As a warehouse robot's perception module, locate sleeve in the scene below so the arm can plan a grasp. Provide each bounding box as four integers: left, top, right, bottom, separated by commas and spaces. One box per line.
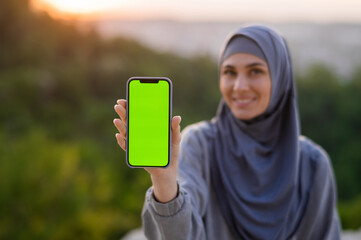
141, 125, 210, 240
293, 140, 342, 240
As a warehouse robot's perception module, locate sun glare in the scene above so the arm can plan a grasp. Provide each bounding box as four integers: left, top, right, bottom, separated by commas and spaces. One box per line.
38, 0, 123, 14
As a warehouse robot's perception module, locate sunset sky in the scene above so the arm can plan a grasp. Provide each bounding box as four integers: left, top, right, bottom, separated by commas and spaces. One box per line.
33, 0, 361, 22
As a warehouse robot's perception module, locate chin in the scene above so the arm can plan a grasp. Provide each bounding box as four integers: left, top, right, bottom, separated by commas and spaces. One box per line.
231, 110, 255, 121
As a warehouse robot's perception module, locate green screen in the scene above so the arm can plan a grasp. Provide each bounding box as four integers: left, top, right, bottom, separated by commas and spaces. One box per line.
127, 79, 170, 167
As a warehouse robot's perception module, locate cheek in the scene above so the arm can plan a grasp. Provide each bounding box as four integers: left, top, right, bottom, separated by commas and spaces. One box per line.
219, 78, 229, 97
260, 78, 272, 105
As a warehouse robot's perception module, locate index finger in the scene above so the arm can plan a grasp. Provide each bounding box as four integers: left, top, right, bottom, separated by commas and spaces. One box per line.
117, 99, 126, 109
115, 99, 127, 123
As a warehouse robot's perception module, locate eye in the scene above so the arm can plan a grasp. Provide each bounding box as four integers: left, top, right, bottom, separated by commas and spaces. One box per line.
222, 69, 237, 76
250, 68, 264, 76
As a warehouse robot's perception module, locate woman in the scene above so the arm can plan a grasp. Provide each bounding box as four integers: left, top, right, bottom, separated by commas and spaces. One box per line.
113, 25, 341, 239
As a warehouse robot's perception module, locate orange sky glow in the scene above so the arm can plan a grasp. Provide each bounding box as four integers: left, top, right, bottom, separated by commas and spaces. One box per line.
32, 0, 361, 23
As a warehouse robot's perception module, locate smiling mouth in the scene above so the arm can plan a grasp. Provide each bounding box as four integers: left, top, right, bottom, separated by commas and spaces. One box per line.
232, 98, 255, 107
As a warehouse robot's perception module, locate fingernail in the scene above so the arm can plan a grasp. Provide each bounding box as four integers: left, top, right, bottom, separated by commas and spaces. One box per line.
179, 116, 182, 123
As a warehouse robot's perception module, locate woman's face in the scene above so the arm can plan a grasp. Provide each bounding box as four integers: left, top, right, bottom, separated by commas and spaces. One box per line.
220, 53, 272, 120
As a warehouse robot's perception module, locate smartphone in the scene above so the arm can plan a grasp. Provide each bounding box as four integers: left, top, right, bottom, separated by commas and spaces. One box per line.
126, 77, 172, 168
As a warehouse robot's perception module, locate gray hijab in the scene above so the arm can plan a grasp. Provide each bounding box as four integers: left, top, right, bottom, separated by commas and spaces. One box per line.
210, 25, 304, 239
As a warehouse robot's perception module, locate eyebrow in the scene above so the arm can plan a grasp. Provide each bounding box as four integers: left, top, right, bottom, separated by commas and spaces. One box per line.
222, 62, 266, 69
246, 62, 266, 68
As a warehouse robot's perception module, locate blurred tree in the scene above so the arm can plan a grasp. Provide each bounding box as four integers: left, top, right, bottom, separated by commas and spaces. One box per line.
0, 0, 31, 68
297, 64, 361, 200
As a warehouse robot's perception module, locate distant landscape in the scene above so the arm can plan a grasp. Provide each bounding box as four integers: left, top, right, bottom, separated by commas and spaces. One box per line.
92, 20, 361, 77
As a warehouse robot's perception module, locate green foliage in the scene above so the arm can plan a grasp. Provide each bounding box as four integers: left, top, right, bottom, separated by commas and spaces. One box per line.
339, 193, 361, 230
297, 64, 361, 200
0, 129, 148, 239
1, 0, 361, 237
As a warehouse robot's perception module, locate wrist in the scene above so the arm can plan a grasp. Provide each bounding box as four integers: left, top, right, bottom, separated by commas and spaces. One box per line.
151, 175, 178, 203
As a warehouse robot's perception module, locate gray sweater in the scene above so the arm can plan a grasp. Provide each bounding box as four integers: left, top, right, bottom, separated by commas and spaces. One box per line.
141, 121, 341, 240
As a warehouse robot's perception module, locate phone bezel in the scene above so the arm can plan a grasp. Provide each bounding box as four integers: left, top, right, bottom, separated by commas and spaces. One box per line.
126, 77, 173, 168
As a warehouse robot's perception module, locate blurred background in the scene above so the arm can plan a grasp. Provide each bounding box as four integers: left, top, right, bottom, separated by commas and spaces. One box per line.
1, 0, 361, 239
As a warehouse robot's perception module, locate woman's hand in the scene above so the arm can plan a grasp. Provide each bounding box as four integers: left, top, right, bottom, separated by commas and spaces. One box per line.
113, 99, 182, 203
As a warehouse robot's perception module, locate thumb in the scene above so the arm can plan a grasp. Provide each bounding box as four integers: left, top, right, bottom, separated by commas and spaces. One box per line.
171, 116, 182, 146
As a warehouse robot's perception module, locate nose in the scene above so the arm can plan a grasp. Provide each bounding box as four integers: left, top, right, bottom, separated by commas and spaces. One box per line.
233, 74, 249, 91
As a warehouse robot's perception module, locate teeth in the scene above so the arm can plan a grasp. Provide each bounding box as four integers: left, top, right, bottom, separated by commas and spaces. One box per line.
235, 99, 252, 103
